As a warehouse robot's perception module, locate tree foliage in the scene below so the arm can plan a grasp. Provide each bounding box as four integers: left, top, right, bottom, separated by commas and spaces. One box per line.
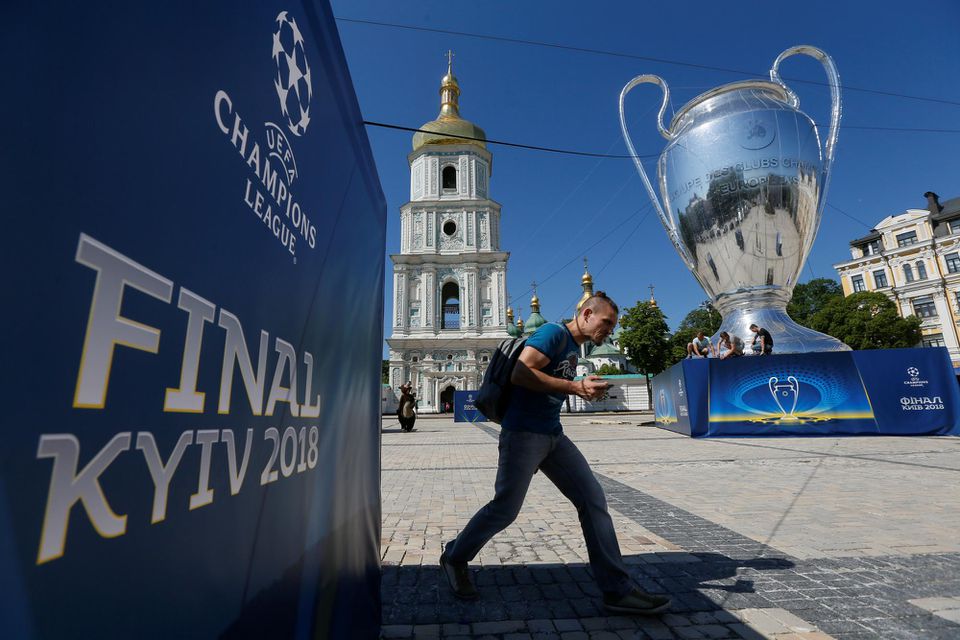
618, 301, 671, 377
809, 291, 921, 350
595, 363, 623, 376
382, 360, 390, 384
668, 304, 722, 365
788, 278, 843, 327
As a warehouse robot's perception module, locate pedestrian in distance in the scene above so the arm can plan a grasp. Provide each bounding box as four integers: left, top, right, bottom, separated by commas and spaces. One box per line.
716, 331, 744, 360
749, 323, 774, 355
397, 382, 417, 432
440, 292, 672, 616
686, 330, 714, 358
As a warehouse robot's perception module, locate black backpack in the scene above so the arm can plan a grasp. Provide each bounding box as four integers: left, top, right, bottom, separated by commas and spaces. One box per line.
475, 336, 527, 424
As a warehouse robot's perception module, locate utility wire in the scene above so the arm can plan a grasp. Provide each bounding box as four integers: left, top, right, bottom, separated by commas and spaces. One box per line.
826, 201, 874, 229
363, 120, 659, 158
364, 121, 960, 162
337, 16, 960, 108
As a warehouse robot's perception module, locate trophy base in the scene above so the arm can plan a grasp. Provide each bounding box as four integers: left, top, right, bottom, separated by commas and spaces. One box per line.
713, 290, 850, 354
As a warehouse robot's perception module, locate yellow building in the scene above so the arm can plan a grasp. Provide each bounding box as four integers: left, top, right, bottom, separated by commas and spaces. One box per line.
833, 192, 960, 365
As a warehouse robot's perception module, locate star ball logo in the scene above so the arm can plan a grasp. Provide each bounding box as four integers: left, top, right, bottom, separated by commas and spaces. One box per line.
904, 366, 928, 388
272, 12, 312, 137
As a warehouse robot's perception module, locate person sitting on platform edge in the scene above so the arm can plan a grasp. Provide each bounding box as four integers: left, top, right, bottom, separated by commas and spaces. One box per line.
717, 331, 744, 360
686, 330, 714, 358
749, 323, 774, 355
440, 292, 672, 615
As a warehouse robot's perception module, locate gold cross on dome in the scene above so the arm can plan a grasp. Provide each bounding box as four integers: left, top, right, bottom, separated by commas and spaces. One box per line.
648, 284, 656, 298
531, 280, 538, 296
446, 49, 455, 68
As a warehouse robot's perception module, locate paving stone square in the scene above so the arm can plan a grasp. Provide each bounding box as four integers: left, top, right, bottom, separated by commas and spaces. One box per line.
381, 414, 960, 639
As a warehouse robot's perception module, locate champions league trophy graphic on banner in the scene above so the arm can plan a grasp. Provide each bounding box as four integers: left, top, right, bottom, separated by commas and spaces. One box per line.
768, 375, 800, 420
619, 46, 848, 352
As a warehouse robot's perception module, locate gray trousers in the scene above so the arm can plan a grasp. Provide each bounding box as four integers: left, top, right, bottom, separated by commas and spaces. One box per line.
445, 429, 633, 597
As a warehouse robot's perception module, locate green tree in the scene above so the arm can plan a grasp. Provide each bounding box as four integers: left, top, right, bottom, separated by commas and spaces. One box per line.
595, 363, 623, 375
618, 301, 670, 406
668, 304, 722, 365
382, 359, 390, 384
788, 278, 843, 327
809, 291, 921, 349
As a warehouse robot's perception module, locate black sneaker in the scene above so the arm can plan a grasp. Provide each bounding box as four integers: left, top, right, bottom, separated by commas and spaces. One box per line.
439, 552, 479, 600
603, 588, 671, 615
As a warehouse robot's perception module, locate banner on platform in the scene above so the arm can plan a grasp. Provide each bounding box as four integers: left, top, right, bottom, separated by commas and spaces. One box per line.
653, 348, 960, 437
1, 2, 385, 638
454, 391, 487, 423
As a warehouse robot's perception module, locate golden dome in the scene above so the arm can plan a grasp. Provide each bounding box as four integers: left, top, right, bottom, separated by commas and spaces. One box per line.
412, 53, 487, 152
530, 293, 540, 313
576, 257, 595, 312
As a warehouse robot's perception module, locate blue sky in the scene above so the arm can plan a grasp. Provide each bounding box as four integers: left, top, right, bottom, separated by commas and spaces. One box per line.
330, 0, 960, 354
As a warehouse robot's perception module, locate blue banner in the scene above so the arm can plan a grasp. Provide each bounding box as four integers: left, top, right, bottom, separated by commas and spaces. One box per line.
653, 348, 960, 438
852, 348, 960, 435
454, 391, 487, 423
706, 352, 878, 436
1, 2, 385, 638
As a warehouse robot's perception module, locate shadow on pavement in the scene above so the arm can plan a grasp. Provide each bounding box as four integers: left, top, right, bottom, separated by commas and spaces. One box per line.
382, 551, 794, 627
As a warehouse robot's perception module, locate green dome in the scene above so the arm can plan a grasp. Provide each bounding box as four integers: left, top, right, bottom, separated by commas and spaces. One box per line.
523, 311, 547, 335
507, 321, 522, 338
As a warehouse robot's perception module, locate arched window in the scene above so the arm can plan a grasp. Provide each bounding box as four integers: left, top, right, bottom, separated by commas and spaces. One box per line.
442, 165, 457, 190
916, 261, 928, 280
904, 264, 914, 283
441, 281, 460, 329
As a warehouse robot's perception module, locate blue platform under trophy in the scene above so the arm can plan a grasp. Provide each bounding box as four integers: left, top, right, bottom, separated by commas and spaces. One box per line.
652, 348, 960, 437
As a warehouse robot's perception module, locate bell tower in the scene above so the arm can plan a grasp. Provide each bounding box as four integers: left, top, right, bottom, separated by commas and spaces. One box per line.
386, 56, 511, 413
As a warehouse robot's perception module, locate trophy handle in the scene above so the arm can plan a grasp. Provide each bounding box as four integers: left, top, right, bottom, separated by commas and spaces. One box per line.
619, 76, 694, 270
769, 46, 842, 209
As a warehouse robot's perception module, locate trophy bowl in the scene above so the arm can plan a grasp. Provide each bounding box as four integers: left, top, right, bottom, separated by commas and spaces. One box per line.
620, 46, 849, 353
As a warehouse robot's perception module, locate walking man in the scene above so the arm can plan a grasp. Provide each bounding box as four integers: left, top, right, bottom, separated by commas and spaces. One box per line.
440, 292, 671, 615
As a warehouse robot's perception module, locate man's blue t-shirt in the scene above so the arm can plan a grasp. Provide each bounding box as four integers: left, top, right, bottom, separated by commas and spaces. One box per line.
501, 322, 579, 434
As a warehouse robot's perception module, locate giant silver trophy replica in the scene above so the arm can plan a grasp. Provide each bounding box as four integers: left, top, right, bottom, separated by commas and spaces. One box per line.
620, 46, 848, 353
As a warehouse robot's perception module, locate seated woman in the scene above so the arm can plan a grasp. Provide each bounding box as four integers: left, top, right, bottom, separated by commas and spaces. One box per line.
716, 331, 744, 360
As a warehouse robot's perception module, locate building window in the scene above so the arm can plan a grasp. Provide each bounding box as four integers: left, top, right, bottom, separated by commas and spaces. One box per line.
441, 281, 460, 329
922, 333, 946, 348
873, 270, 888, 288
442, 165, 457, 190
903, 264, 914, 283
412, 355, 419, 362
851, 275, 866, 292
912, 296, 937, 319
949, 220, 960, 235
946, 252, 960, 274
955, 291, 960, 310
442, 220, 457, 236
896, 230, 918, 247
916, 261, 928, 280
864, 239, 881, 256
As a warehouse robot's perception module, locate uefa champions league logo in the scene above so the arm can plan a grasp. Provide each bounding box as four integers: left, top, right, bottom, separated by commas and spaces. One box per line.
272, 12, 312, 136
904, 366, 928, 388
768, 376, 799, 421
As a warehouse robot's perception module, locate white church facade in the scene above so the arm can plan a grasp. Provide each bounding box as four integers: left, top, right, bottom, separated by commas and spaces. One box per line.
386, 58, 512, 413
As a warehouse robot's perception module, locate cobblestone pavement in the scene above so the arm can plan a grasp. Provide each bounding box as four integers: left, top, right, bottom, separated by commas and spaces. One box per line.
380, 414, 960, 639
